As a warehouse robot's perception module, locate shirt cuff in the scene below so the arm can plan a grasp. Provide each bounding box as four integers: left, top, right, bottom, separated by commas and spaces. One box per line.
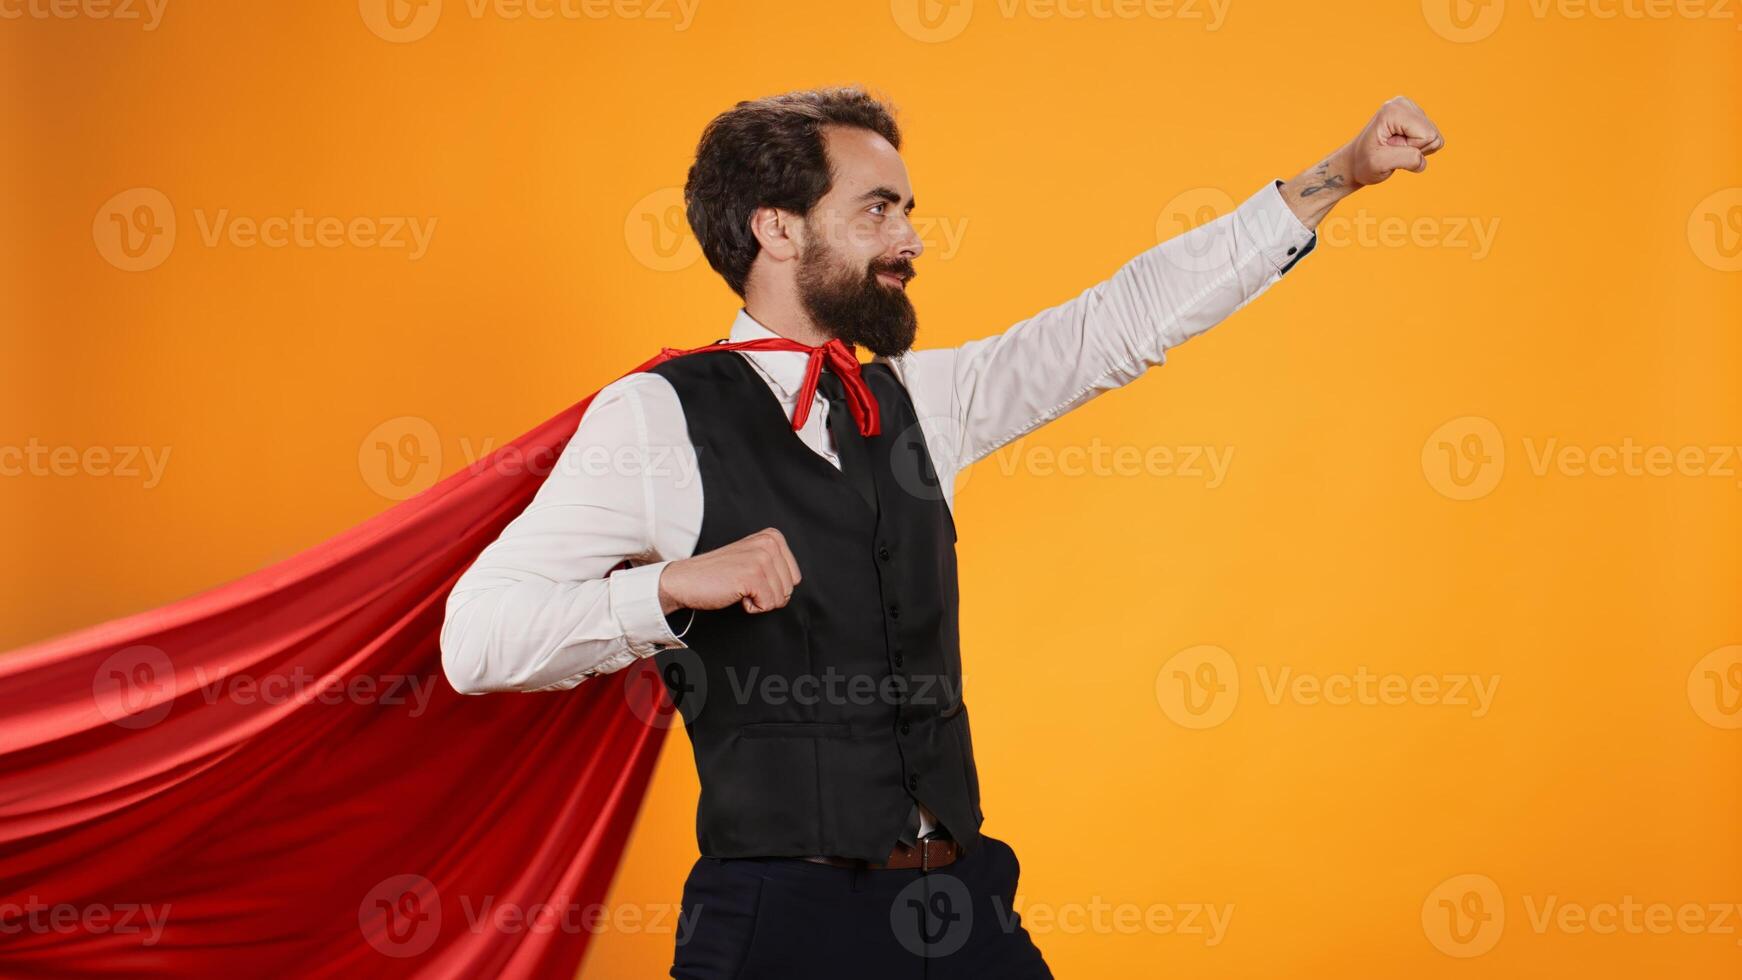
608, 560, 693, 657
1236, 178, 1318, 276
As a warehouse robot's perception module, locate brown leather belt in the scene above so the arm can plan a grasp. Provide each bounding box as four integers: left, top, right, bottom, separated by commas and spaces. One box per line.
803, 836, 962, 871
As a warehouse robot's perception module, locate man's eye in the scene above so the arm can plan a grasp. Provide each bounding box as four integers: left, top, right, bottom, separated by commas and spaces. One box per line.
869, 203, 886, 216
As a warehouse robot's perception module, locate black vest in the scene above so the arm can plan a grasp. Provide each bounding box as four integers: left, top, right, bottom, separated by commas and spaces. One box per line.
647, 348, 984, 862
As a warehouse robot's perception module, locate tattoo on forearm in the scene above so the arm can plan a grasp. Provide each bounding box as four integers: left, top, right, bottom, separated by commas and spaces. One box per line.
1300, 163, 1346, 198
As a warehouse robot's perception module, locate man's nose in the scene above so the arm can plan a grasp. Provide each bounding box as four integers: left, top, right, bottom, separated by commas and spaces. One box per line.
894, 215, 924, 260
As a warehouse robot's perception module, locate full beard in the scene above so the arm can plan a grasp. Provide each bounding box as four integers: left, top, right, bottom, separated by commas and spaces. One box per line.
795, 239, 918, 359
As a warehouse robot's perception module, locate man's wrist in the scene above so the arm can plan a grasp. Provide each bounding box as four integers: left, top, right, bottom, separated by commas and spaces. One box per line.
1279, 144, 1358, 230
657, 561, 685, 616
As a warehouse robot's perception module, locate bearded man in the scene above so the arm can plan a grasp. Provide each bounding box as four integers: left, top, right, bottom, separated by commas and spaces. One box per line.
441, 86, 1444, 979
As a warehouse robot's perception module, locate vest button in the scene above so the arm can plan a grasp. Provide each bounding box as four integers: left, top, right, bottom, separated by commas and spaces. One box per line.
877, 546, 891, 561
900, 722, 912, 735
888, 603, 901, 619
893, 654, 904, 668
908, 774, 920, 791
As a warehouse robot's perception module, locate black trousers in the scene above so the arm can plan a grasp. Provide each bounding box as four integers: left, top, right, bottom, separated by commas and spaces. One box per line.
670, 835, 1054, 979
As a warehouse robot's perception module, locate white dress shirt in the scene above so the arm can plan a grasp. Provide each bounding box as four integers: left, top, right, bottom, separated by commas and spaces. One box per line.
441, 178, 1312, 691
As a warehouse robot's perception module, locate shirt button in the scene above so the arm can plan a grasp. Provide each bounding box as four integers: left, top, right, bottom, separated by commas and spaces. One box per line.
908, 774, 920, 791
900, 722, 912, 736
877, 545, 891, 561
893, 654, 904, 668
888, 603, 901, 620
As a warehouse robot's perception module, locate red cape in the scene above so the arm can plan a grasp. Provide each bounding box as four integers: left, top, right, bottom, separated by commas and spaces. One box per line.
0, 343, 737, 978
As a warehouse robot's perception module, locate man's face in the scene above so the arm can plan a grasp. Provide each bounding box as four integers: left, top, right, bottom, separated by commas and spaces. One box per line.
794, 126, 924, 358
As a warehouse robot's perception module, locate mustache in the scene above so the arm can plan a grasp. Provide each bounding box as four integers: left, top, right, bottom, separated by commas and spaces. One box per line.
869, 259, 916, 284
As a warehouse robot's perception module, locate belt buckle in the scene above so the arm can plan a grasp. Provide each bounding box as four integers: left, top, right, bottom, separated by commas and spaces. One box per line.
919, 836, 944, 872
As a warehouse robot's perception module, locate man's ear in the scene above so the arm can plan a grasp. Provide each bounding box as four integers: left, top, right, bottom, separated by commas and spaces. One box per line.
748, 205, 800, 262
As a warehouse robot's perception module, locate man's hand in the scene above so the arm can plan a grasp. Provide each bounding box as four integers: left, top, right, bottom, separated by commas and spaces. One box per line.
657, 527, 802, 615
1280, 96, 1446, 229
1347, 95, 1446, 186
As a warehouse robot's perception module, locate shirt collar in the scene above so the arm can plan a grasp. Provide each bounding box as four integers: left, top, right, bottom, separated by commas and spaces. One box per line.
727, 307, 813, 401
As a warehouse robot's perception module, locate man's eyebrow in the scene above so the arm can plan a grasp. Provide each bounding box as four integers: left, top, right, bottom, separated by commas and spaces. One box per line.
857, 186, 916, 211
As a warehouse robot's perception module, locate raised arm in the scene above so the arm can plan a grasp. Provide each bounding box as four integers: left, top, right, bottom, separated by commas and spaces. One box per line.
882, 178, 1313, 480
883, 97, 1444, 483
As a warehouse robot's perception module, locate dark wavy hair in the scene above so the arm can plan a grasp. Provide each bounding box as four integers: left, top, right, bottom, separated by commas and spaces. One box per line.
684, 87, 902, 298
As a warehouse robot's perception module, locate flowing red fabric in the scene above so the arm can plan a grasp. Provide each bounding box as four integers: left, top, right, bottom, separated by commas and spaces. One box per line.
0, 339, 814, 978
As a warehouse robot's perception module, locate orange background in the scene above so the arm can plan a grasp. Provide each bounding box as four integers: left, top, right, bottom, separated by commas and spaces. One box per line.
4, 1, 1740, 976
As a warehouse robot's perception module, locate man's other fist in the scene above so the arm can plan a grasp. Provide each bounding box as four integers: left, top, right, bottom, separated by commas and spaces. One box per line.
658, 527, 803, 616
1347, 96, 1446, 187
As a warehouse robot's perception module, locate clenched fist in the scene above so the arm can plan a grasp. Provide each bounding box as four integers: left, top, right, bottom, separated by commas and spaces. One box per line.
1280, 96, 1446, 228
1347, 95, 1446, 186
658, 527, 802, 616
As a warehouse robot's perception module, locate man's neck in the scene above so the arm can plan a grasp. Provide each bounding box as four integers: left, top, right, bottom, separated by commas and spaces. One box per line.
742, 292, 830, 347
